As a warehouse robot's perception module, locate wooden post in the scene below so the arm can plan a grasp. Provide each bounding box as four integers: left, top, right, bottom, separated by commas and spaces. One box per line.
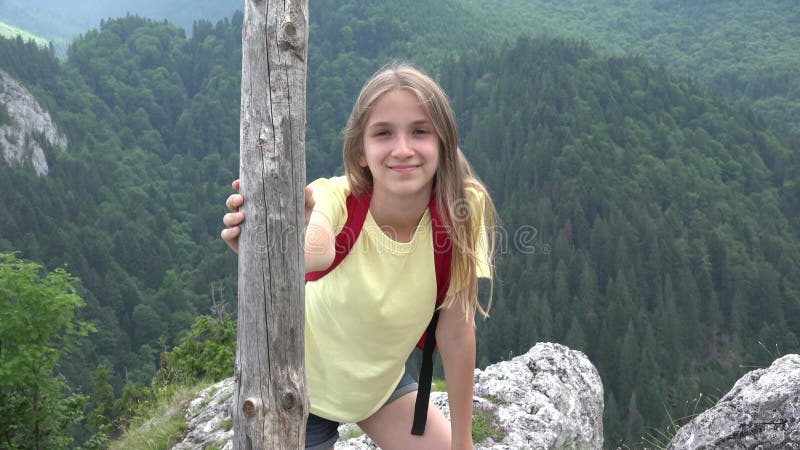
234, 0, 308, 448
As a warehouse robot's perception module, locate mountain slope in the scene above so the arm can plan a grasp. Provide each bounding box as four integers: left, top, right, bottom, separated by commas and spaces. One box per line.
445, 37, 800, 445
458, 0, 800, 133
0, 3, 799, 447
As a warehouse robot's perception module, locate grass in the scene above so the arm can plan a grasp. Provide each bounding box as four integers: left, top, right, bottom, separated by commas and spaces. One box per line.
482, 392, 507, 405
471, 404, 506, 444
109, 381, 209, 450
641, 394, 711, 449
203, 440, 227, 450
0, 21, 50, 47
641, 405, 682, 450
340, 426, 365, 440
220, 416, 233, 432
431, 378, 447, 392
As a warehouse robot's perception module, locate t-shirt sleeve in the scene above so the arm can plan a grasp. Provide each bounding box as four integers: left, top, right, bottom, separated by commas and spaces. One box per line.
308, 176, 350, 233
447, 187, 493, 297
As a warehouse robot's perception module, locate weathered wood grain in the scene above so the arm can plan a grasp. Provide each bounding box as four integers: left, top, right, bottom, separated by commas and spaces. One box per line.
234, 0, 309, 448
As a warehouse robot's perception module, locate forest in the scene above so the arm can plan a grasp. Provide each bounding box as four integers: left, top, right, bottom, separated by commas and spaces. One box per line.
1, 1, 799, 448
458, 0, 800, 135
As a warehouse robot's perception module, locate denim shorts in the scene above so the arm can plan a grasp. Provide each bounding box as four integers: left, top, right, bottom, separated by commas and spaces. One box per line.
305, 370, 418, 450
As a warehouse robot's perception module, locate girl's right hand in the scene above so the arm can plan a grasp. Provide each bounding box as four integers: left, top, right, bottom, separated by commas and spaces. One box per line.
221, 179, 244, 253
221, 179, 316, 254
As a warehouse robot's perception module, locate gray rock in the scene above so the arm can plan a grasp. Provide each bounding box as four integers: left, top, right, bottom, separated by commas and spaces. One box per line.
667, 354, 800, 450
0, 70, 68, 175
172, 378, 234, 450
468, 342, 604, 449
171, 342, 604, 449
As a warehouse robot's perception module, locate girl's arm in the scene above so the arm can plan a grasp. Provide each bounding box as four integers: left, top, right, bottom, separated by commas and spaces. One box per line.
304, 204, 335, 272
436, 296, 476, 450
222, 180, 334, 272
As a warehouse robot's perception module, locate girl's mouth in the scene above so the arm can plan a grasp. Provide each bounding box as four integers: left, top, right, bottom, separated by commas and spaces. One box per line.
390, 164, 420, 173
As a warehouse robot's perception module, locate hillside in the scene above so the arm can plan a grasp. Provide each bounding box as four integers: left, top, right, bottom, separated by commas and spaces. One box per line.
0, 21, 51, 48
0, 0, 240, 54
4, 0, 799, 131
458, 0, 800, 133
1, 2, 799, 448
445, 37, 800, 445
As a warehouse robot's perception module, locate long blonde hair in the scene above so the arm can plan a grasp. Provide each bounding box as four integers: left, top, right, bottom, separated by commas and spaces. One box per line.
342, 62, 497, 320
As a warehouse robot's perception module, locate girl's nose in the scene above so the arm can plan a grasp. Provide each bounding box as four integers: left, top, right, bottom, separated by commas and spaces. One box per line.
392, 134, 414, 157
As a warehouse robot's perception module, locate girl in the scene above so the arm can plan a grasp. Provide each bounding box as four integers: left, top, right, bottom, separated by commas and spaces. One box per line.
222, 62, 496, 450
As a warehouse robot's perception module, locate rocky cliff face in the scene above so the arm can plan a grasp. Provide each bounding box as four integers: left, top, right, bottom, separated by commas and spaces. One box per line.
0, 70, 67, 175
167, 345, 800, 449
667, 354, 800, 450
171, 343, 605, 450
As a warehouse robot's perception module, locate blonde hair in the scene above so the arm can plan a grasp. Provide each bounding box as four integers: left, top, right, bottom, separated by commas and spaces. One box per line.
342, 62, 497, 320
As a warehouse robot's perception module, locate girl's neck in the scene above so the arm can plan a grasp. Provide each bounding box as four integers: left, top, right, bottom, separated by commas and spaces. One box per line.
369, 187, 431, 243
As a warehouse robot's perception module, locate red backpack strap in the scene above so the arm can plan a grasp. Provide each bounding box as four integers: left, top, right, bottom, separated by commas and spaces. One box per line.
305, 190, 372, 281
411, 193, 452, 436
415, 194, 452, 349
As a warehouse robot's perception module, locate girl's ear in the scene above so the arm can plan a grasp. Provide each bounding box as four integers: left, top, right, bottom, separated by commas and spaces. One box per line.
358, 154, 367, 167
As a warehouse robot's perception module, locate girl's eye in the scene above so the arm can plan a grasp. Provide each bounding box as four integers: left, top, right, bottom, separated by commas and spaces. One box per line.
414, 129, 429, 135
375, 130, 390, 137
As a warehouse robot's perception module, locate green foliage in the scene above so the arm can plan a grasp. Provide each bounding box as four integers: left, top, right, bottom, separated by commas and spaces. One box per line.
0, 21, 51, 52
112, 382, 153, 433
85, 363, 115, 446
340, 426, 364, 440
0, 4, 799, 449
471, 404, 505, 444
108, 382, 204, 450
0, 253, 94, 449
482, 393, 507, 406
458, 0, 800, 133
160, 314, 236, 383
220, 416, 232, 432
455, 36, 800, 446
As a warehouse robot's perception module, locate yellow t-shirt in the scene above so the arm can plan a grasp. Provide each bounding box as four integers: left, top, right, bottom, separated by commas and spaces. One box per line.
305, 176, 490, 422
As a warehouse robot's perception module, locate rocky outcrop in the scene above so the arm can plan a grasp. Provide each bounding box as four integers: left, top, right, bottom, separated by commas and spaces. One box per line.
171, 342, 604, 450
169, 346, 800, 449
0, 70, 67, 175
172, 378, 235, 450
469, 342, 604, 449
667, 354, 800, 450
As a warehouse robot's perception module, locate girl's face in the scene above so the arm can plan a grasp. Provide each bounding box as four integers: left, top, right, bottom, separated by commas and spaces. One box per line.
359, 89, 440, 201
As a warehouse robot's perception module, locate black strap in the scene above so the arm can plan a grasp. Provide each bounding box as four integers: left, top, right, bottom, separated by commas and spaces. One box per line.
412, 310, 439, 435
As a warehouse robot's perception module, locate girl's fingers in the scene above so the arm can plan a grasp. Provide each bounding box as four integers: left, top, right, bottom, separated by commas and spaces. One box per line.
305, 186, 314, 209
220, 227, 239, 252
304, 186, 315, 227
222, 179, 243, 253
221, 226, 239, 240
223, 212, 244, 227
226, 194, 243, 212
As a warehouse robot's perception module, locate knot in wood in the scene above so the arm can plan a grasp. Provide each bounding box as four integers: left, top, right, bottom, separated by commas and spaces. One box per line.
283, 22, 296, 39
279, 18, 306, 61
281, 392, 296, 411
242, 397, 261, 418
